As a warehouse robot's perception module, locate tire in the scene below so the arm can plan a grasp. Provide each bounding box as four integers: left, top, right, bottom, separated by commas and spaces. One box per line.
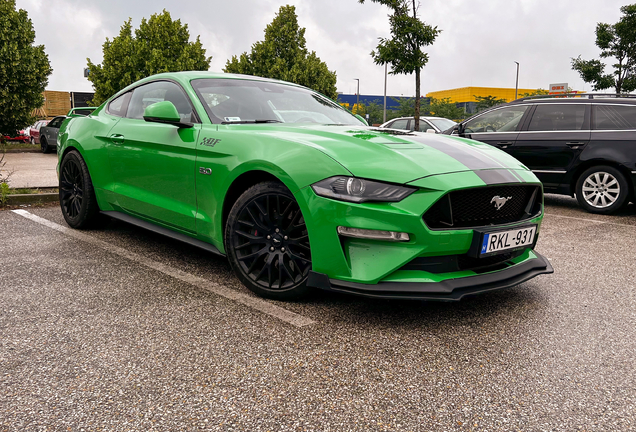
225, 181, 313, 300
59, 150, 100, 228
40, 137, 50, 153
575, 165, 629, 214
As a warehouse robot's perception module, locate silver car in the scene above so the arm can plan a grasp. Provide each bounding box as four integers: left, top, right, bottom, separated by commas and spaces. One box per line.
39, 116, 67, 153
379, 116, 457, 133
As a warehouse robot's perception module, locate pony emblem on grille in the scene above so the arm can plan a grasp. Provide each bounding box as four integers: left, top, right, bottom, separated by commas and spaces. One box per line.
491, 195, 512, 211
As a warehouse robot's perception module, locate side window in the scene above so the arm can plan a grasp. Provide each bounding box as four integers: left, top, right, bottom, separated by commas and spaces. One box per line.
416, 120, 434, 132
464, 106, 529, 133
126, 81, 194, 122
528, 104, 586, 131
49, 118, 63, 128
594, 104, 636, 130
107, 92, 131, 117
390, 119, 409, 130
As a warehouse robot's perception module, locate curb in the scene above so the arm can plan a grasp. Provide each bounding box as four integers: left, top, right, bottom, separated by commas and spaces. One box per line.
5, 147, 43, 153
6, 193, 59, 205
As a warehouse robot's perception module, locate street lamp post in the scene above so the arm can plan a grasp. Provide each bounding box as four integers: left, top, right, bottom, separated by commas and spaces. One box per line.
354, 78, 360, 108
383, 64, 387, 123
514, 61, 519, 100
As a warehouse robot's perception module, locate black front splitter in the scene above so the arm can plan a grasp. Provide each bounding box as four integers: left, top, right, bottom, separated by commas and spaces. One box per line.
307, 252, 554, 301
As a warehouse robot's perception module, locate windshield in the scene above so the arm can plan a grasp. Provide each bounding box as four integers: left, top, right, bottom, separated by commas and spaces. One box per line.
428, 118, 456, 131
191, 79, 364, 125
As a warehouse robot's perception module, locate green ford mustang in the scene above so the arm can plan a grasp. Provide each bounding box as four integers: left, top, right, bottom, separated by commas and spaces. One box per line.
57, 72, 553, 300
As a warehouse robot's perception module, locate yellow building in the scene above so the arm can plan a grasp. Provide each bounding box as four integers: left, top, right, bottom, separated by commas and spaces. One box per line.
426, 86, 542, 104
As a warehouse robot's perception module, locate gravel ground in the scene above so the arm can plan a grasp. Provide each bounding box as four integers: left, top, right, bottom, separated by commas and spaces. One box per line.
1, 196, 635, 431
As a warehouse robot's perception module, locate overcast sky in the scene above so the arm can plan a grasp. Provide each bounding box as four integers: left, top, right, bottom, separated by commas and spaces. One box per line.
16, 0, 630, 97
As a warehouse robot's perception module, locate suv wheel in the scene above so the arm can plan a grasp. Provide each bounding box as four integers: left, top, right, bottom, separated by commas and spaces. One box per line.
225, 181, 312, 300
575, 165, 629, 214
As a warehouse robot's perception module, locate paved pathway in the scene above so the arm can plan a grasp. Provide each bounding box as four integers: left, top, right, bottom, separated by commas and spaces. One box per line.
1, 152, 58, 188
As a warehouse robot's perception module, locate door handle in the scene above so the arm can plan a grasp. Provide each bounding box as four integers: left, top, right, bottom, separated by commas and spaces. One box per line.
495, 141, 513, 149
566, 142, 585, 149
109, 134, 124, 144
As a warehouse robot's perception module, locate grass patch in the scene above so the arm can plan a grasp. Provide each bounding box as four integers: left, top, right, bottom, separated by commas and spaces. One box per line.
9, 187, 58, 195
3, 142, 38, 150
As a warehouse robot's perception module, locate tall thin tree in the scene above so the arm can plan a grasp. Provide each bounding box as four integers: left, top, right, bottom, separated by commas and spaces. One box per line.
359, 0, 439, 131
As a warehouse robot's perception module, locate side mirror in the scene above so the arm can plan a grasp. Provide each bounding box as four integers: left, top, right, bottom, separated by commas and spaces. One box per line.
425, 129, 436, 134
143, 101, 193, 128
354, 114, 369, 126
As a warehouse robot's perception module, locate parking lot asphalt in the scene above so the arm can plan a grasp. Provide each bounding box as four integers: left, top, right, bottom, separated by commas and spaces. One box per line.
1, 196, 635, 431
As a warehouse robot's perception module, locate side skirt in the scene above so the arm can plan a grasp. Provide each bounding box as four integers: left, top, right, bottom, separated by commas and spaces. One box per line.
101, 211, 225, 257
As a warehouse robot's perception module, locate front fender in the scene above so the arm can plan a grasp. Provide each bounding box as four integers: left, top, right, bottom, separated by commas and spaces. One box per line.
194, 133, 352, 252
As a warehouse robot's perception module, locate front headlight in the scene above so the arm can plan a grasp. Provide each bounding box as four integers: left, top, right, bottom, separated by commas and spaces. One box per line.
311, 176, 416, 203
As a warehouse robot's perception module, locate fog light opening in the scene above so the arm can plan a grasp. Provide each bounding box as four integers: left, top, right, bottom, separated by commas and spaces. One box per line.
337, 226, 410, 242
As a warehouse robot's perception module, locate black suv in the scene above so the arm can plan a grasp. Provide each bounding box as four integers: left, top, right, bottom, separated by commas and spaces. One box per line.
445, 94, 636, 214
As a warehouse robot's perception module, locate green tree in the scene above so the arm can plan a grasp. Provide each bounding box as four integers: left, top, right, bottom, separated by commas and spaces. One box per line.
87, 10, 211, 106
429, 98, 464, 120
571, 4, 636, 94
474, 95, 507, 112
364, 100, 385, 125
391, 97, 415, 117
519, 89, 549, 98
359, 0, 440, 131
0, 0, 52, 137
224, 5, 338, 99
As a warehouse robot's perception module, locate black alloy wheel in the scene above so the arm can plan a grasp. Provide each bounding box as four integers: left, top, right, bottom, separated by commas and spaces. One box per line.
226, 181, 312, 300
40, 137, 50, 153
59, 150, 100, 228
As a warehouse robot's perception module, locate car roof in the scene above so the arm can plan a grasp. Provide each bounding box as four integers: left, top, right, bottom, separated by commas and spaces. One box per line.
509, 96, 636, 105
106, 71, 311, 108
127, 71, 306, 92
388, 116, 451, 121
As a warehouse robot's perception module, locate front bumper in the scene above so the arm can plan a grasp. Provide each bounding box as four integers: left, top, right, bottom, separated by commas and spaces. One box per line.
307, 251, 553, 301
296, 170, 545, 285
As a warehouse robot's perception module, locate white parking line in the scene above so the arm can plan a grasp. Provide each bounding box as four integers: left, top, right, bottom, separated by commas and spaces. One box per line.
11, 210, 316, 328
544, 212, 636, 229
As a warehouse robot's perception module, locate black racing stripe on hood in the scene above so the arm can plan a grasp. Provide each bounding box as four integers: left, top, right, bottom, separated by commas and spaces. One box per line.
411, 137, 504, 170
474, 169, 522, 185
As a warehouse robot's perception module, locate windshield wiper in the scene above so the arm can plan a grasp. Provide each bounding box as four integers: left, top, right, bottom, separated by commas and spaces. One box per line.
221, 119, 283, 124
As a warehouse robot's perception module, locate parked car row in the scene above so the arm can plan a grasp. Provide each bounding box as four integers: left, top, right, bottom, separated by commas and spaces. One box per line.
12, 109, 99, 152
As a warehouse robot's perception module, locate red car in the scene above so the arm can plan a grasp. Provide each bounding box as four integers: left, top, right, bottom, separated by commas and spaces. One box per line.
29, 120, 49, 144
2, 129, 30, 143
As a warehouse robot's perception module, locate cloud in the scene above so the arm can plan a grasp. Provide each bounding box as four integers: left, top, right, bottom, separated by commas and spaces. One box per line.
15, 0, 631, 96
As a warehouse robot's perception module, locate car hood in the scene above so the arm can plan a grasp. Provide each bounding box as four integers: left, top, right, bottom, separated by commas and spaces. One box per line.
268, 125, 530, 184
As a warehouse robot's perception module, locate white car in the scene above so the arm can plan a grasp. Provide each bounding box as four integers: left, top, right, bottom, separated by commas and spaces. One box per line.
379, 116, 457, 133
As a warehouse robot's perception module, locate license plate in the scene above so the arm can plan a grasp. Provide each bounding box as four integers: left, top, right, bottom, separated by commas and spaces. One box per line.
480, 225, 536, 256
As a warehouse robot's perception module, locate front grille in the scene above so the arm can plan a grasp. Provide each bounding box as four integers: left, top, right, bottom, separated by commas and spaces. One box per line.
423, 185, 542, 229
401, 250, 524, 274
